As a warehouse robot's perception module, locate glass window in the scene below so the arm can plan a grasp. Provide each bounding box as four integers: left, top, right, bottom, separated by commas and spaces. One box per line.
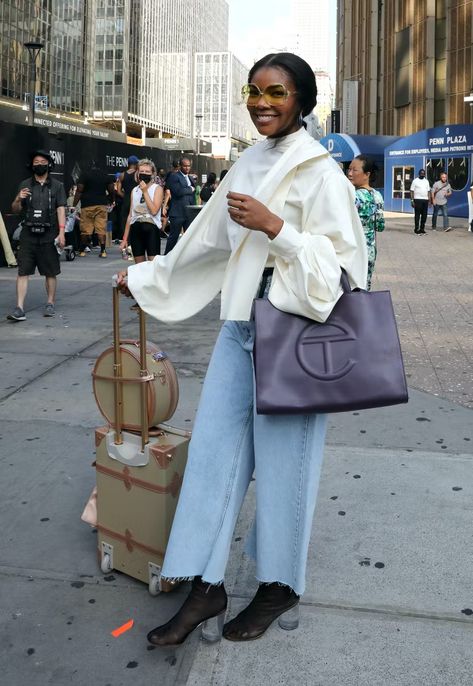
392, 165, 414, 199
426, 158, 445, 185
447, 157, 469, 191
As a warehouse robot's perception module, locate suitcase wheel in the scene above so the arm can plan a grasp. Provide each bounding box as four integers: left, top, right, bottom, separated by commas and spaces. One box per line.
100, 552, 113, 574
149, 574, 161, 596
66, 248, 76, 261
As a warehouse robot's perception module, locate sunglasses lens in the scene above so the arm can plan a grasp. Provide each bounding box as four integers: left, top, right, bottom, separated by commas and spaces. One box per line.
242, 84, 261, 104
265, 85, 289, 104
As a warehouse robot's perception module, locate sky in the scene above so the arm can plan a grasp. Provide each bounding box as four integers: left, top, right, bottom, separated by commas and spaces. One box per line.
227, 0, 337, 81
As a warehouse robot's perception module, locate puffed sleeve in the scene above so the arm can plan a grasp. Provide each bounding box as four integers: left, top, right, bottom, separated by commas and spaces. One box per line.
127, 170, 236, 322
268, 168, 368, 322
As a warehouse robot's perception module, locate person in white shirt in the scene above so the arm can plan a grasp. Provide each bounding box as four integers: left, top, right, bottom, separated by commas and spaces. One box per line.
410, 169, 431, 234
117, 52, 367, 647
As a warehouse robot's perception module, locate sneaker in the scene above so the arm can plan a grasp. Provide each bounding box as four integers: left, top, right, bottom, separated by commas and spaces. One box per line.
7, 306, 26, 322
79, 251, 87, 257
84, 246, 91, 253
44, 303, 55, 317
444, 226, 452, 232
99, 250, 107, 258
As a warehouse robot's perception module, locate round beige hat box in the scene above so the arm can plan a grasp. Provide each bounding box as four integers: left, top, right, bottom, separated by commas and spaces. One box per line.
92, 339, 179, 431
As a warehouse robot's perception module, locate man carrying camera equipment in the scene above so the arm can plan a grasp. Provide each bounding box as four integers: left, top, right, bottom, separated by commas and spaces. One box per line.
7, 150, 66, 322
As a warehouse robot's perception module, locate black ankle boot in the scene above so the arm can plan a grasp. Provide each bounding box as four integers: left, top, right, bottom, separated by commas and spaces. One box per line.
147, 577, 227, 647
223, 582, 299, 642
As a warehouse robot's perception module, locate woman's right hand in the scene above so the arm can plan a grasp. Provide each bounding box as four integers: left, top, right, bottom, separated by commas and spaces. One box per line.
119, 239, 128, 250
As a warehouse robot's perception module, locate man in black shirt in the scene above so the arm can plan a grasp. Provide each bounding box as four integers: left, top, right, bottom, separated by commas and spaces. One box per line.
7, 150, 66, 322
74, 161, 113, 258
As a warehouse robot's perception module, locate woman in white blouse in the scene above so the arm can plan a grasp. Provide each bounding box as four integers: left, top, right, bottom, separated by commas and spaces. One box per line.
120, 159, 163, 261
118, 53, 367, 647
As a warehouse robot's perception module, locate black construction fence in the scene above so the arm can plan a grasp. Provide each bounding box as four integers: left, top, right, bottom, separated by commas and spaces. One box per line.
0, 120, 229, 243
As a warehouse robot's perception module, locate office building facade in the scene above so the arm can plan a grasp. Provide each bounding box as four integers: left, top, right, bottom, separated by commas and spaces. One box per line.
194, 52, 254, 158
336, 0, 473, 136
1, 0, 229, 141
89, 0, 229, 137
314, 70, 333, 136
0, 0, 84, 114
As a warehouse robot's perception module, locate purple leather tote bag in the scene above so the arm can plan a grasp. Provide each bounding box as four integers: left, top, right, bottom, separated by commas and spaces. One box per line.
253, 273, 408, 414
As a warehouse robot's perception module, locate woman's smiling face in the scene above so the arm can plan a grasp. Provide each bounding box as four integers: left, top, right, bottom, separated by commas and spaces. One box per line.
247, 66, 301, 139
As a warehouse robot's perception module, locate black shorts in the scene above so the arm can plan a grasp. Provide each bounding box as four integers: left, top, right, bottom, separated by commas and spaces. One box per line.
129, 221, 161, 257
17, 240, 61, 277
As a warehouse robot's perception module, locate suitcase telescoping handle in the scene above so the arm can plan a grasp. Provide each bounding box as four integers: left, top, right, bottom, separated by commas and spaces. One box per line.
112, 284, 149, 451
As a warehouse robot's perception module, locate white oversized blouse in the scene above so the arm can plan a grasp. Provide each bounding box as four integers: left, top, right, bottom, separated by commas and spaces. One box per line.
127, 127, 368, 323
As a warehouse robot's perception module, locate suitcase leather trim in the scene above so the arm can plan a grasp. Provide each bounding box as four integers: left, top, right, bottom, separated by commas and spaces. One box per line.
95, 425, 109, 447
97, 524, 165, 556
96, 463, 183, 497
149, 443, 178, 469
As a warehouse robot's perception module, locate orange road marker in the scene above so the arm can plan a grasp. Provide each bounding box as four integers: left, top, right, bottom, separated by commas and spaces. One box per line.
111, 619, 134, 637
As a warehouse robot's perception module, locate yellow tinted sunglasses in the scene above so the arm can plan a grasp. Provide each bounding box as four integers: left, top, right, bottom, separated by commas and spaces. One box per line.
241, 83, 297, 107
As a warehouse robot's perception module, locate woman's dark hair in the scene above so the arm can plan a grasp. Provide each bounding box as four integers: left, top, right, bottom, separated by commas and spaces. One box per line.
204, 172, 217, 186
248, 52, 317, 119
354, 154, 378, 184
219, 169, 228, 181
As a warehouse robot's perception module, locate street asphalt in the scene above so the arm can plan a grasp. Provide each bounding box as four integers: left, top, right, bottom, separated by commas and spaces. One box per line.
0, 214, 472, 686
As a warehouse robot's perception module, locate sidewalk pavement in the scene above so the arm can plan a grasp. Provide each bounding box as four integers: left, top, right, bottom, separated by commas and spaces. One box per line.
0, 219, 472, 686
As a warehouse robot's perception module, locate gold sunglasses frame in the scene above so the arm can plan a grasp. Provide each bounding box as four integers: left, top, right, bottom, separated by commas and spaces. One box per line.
241, 83, 297, 106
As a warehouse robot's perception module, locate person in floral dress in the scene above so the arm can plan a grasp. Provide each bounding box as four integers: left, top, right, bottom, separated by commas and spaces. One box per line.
348, 154, 385, 290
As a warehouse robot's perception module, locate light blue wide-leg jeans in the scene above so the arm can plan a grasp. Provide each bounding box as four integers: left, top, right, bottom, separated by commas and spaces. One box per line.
161, 319, 328, 596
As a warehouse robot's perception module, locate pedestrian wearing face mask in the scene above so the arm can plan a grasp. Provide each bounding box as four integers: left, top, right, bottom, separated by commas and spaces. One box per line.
410, 169, 431, 235
7, 150, 66, 322
120, 159, 163, 262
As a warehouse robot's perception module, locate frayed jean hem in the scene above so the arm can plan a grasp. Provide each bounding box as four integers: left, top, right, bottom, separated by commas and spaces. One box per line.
160, 574, 225, 588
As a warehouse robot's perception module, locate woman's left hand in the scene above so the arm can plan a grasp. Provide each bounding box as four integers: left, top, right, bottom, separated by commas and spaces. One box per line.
116, 269, 132, 297
227, 192, 283, 239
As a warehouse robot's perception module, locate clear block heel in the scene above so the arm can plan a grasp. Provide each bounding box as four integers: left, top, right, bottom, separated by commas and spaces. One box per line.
278, 603, 300, 631
201, 611, 226, 643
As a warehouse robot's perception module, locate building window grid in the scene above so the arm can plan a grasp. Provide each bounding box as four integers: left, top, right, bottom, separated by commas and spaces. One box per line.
1, 0, 233, 135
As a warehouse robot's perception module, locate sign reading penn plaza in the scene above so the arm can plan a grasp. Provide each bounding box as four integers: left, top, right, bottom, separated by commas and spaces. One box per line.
386, 124, 473, 157
384, 124, 473, 216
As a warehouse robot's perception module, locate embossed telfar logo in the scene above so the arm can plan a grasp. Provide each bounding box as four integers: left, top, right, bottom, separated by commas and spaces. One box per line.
296, 322, 356, 380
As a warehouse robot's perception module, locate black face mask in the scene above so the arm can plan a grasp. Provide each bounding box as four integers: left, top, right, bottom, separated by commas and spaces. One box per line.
32, 164, 49, 176
139, 173, 152, 183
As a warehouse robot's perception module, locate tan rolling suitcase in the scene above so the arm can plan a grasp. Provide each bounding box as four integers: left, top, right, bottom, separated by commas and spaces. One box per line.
92, 287, 189, 594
